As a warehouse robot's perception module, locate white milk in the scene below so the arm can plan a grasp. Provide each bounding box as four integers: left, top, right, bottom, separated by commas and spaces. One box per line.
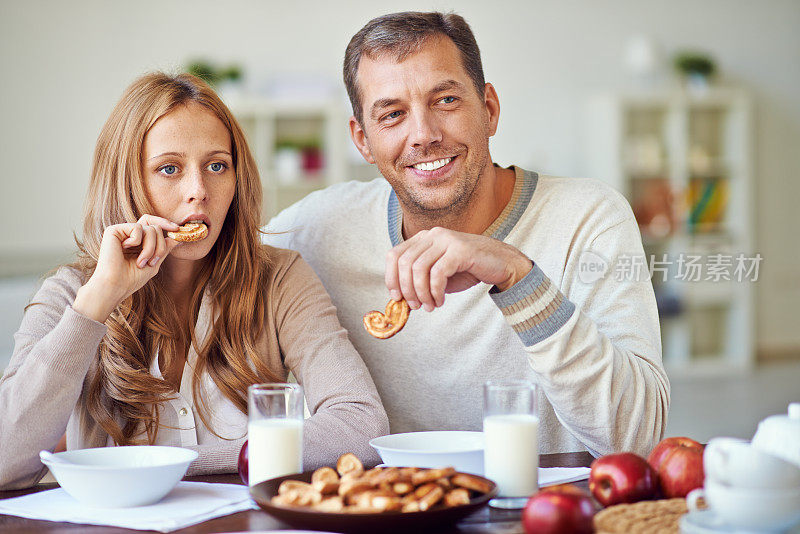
248, 418, 303, 486
483, 413, 539, 497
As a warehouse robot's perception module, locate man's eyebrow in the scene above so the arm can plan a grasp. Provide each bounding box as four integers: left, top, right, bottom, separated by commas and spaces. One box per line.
368, 80, 467, 120
430, 79, 466, 94
369, 98, 401, 120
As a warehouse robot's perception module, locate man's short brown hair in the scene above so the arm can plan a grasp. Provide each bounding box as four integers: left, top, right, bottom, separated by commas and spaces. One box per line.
343, 11, 485, 125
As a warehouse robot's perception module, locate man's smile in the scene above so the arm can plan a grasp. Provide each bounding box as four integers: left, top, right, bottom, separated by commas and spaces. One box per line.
411, 157, 452, 171
406, 155, 458, 180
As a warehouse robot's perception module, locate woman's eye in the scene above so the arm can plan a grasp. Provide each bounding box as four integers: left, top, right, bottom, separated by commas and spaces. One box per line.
208, 162, 227, 173
160, 165, 178, 176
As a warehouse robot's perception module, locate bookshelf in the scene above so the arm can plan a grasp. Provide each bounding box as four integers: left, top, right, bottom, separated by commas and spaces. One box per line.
224, 95, 361, 218
586, 88, 754, 375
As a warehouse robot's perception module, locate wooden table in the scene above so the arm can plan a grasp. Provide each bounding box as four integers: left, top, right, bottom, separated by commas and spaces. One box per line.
0, 451, 594, 533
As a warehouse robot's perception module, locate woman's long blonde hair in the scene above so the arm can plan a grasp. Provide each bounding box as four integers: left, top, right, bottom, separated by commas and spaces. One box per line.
74, 72, 279, 445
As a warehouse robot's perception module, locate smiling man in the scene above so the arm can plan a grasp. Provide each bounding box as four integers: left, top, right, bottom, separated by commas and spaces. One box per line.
264, 11, 669, 457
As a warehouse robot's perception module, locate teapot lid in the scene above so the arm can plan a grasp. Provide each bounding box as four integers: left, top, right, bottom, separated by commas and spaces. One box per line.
752, 402, 800, 468
756, 402, 800, 436
760, 402, 800, 428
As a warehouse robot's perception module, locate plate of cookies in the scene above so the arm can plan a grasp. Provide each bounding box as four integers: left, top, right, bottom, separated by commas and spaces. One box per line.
250, 453, 497, 533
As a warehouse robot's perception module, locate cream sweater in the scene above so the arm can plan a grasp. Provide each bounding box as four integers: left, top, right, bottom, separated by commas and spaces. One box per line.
264, 166, 670, 457
0, 247, 389, 490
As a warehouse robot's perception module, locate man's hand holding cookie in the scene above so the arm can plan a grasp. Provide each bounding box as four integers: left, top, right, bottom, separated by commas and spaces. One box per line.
385, 227, 533, 312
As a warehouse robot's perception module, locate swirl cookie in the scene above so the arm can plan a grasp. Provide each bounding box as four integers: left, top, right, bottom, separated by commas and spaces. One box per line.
166, 222, 208, 242
363, 298, 410, 339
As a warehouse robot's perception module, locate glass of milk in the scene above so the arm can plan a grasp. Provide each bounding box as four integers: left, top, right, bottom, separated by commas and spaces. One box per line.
483, 379, 539, 508
247, 383, 304, 487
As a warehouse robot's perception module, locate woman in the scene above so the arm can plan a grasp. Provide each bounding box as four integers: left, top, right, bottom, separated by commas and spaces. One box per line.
0, 73, 389, 490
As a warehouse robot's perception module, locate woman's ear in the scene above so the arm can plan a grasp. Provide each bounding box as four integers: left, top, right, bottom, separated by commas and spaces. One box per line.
349, 116, 375, 164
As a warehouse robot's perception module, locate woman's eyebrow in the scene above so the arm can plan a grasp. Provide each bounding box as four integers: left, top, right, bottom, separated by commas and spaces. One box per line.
148, 151, 185, 161
148, 150, 232, 161
205, 150, 232, 158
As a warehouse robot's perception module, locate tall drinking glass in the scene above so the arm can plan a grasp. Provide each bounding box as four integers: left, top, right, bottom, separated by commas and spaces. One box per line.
483, 379, 539, 508
247, 383, 304, 487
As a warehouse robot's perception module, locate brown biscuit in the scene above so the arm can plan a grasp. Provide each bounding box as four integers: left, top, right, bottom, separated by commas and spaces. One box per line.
336, 453, 364, 477
411, 467, 456, 486
451, 473, 493, 494
418, 485, 445, 511
363, 299, 411, 339
166, 222, 208, 242
444, 488, 471, 507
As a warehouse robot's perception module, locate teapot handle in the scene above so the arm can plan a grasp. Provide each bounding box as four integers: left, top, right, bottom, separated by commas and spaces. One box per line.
686, 488, 706, 513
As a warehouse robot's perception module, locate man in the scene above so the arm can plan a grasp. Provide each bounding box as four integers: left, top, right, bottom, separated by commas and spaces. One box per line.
264, 11, 668, 457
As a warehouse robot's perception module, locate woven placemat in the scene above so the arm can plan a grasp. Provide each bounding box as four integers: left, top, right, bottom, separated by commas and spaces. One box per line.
594, 498, 689, 534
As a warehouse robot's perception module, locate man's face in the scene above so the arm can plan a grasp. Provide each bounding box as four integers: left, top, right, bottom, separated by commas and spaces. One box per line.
350, 35, 499, 216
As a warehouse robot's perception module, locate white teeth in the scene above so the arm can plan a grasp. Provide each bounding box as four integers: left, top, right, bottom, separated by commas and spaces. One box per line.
188, 220, 204, 224
412, 158, 452, 172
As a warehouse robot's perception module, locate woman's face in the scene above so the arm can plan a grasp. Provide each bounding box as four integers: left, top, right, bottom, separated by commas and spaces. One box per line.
142, 102, 236, 264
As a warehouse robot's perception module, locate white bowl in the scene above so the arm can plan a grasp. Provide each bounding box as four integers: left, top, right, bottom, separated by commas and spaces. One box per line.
369, 431, 484, 475
40, 446, 198, 508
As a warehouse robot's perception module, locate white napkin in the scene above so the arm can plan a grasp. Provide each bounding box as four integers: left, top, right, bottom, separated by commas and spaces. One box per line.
0, 481, 258, 533
539, 467, 591, 487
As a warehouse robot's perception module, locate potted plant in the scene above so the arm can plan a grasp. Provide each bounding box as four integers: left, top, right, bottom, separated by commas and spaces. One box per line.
186, 60, 244, 93
673, 51, 716, 91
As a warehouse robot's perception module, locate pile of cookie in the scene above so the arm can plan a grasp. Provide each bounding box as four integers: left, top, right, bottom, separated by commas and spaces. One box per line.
271, 453, 492, 513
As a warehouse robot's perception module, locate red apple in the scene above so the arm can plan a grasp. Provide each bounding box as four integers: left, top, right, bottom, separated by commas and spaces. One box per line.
238, 440, 248, 485
589, 452, 659, 506
647, 437, 704, 498
648, 437, 703, 472
522, 484, 595, 534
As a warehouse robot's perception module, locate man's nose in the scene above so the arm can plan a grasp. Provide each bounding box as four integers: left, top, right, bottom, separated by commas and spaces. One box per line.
185, 167, 208, 203
408, 108, 443, 149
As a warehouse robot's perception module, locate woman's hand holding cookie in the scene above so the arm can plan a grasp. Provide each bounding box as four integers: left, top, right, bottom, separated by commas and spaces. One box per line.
73, 215, 180, 323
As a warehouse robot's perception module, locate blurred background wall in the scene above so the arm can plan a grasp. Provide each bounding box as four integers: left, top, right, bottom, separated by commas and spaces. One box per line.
1, 0, 798, 387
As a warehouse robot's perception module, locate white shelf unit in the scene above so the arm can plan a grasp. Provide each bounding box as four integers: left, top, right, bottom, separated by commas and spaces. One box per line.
586, 88, 754, 375
225, 96, 351, 219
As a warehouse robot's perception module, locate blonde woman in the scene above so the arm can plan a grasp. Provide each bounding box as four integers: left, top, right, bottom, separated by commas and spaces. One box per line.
0, 73, 389, 490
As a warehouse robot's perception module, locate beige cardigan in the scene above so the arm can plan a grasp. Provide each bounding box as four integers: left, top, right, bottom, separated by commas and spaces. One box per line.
0, 246, 389, 489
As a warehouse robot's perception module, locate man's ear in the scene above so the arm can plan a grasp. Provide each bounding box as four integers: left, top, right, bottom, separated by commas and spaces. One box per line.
483, 83, 500, 137
349, 116, 375, 164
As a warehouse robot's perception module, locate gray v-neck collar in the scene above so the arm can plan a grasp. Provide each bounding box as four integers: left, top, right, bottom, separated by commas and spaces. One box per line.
386, 166, 538, 246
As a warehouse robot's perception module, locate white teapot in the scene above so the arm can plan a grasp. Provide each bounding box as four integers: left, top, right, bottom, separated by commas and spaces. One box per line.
752, 402, 800, 469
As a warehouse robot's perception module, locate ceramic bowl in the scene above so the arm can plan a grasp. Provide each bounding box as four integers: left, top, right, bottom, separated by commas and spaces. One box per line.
369, 431, 484, 475
39, 446, 197, 508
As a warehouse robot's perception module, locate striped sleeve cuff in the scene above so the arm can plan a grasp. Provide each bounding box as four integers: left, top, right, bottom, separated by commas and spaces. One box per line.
489, 262, 576, 347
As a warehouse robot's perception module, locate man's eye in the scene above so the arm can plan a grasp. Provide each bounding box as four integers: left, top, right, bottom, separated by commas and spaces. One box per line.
383, 110, 403, 121
159, 165, 178, 175
208, 162, 227, 173
440, 96, 457, 104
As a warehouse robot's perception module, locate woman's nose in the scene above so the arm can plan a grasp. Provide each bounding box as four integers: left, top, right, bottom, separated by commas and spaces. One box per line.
185, 167, 208, 203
